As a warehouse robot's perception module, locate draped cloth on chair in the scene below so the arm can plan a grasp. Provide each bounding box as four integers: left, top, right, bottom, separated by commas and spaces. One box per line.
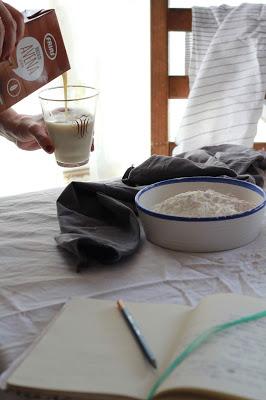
175, 4, 266, 154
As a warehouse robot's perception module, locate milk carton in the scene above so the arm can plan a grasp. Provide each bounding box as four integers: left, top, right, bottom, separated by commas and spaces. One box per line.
0, 9, 70, 111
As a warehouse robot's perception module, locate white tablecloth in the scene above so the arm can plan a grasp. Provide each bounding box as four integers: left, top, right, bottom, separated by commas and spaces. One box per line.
1, 187, 266, 398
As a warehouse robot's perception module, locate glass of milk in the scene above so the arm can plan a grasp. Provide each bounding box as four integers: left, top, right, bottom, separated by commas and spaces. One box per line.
39, 85, 98, 167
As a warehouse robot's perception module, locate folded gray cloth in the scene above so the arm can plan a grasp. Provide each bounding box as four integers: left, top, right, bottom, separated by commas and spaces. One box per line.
122, 144, 266, 187
56, 144, 266, 268
56, 181, 140, 270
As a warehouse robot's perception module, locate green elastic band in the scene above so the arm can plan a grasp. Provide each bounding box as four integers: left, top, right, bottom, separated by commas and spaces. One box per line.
146, 308, 266, 400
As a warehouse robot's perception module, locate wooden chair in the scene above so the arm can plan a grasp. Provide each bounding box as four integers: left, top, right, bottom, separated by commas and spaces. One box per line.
150, 0, 266, 156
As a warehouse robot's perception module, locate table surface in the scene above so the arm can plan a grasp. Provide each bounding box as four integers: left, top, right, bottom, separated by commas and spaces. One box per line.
1, 185, 266, 398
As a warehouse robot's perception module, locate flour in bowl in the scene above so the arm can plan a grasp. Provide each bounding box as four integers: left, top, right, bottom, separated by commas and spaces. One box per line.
152, 189, 257, 217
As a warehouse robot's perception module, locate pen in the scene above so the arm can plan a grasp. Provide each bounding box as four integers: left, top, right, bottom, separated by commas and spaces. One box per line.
117, 299, 157, 369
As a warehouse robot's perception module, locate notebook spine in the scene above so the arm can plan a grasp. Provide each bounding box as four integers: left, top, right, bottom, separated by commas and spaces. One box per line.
8, 389, 70, 400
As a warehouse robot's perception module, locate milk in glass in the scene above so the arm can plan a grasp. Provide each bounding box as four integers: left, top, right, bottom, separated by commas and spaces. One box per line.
46, 108, 94, 166
40, 80, 98, 167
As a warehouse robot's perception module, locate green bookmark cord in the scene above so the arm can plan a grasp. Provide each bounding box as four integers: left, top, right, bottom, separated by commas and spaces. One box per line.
146, 308, 266, 400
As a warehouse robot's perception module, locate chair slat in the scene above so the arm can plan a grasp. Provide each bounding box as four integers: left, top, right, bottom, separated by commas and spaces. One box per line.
151, 0, 168, 155
168, 8, 192, 31
169, 76, 189, 98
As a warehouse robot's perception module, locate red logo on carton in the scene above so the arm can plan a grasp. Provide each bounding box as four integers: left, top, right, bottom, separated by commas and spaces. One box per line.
44, 33, 57, 60
7, 79, 21, 97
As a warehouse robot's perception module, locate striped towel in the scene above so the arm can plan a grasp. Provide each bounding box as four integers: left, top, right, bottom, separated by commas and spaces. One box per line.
174, 4, 266, 154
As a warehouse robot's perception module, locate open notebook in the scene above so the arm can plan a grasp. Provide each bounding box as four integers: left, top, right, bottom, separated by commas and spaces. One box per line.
5, 294, 266, 400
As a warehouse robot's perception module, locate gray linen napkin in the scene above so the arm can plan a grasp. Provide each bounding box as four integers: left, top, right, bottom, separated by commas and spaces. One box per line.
56, 181, 140, 269
56, 144, 266, 268
122, 144, 266, 187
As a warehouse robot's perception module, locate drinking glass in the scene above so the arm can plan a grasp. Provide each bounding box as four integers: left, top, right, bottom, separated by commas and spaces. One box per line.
39, 85, 98, 167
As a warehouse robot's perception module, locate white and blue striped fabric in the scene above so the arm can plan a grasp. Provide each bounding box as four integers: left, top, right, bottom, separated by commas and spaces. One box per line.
174, 3, 266, 154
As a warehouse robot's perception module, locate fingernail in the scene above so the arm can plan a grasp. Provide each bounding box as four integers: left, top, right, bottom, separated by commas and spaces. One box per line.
45, 145, 54, 153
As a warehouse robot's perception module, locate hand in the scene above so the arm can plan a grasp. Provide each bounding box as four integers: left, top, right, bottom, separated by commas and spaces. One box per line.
0, 109, 54, 153
0, 1, 24, 61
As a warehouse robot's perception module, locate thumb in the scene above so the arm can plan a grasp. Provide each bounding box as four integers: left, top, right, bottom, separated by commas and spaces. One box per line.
29, 123, 54, 154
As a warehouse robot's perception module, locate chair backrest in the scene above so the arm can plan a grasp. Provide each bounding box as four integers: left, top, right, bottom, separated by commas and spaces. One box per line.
150, 0, 266, 155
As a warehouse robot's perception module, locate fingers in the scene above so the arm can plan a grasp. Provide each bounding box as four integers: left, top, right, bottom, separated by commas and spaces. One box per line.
0, 1, 16, 60
0, 1, 24, 61
0, 109, 54, 153
0, 16, 5, 60
3, 2, 24, 42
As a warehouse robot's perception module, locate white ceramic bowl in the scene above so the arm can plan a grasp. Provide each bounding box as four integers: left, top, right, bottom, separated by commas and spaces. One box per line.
135, 177, 265, 252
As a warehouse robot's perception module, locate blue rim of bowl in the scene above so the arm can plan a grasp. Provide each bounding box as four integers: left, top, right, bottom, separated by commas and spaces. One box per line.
135, 177, 266, 222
